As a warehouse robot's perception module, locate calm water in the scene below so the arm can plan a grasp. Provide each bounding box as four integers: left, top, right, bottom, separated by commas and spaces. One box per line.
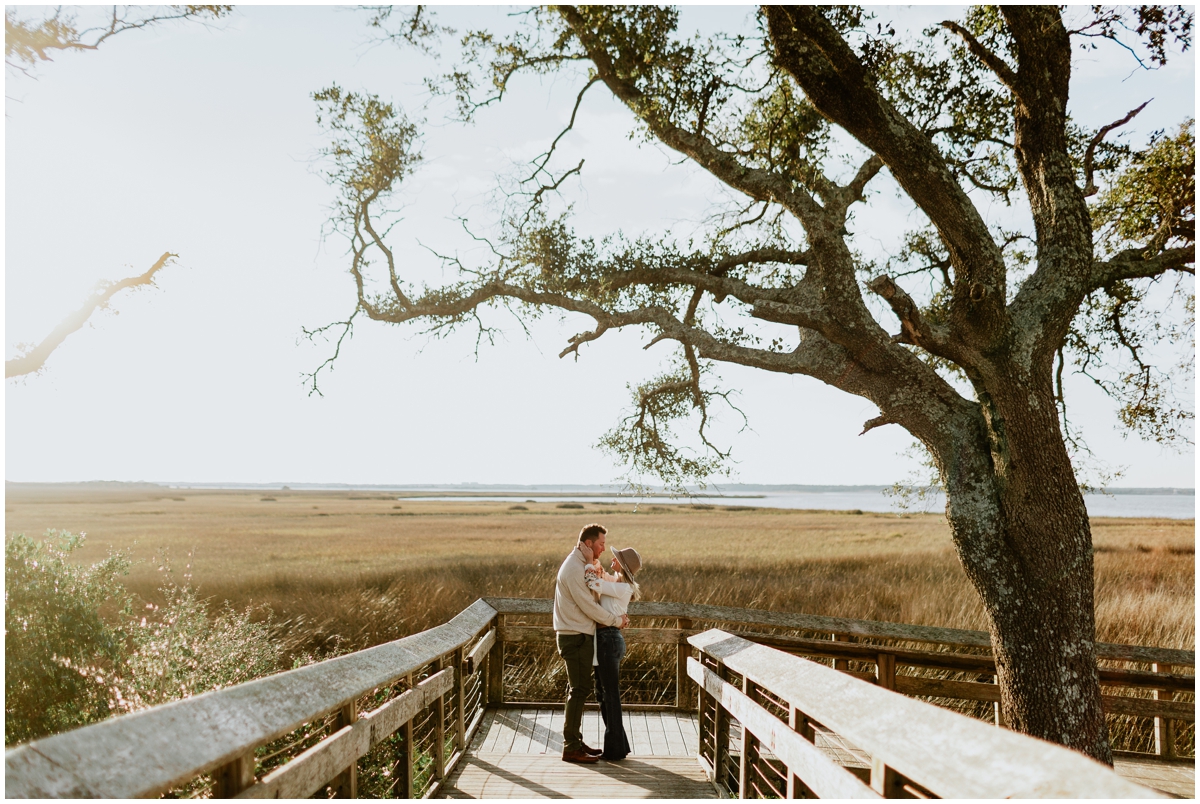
403, 490, 1195, 519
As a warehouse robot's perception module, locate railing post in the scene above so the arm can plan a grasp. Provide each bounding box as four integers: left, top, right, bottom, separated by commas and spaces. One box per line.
832, 633, 850, 672
488, 614, 506, 705
1153, 662, 1177, 759
875, 652, 896, 691
739, 677, 759, 799
677, 618, 694, 711
993, 674, 1006, 727
212, 750, 255, 798
787, 706, 814, 799
871, 756, 902, 797
403, 672, 415, 799
714, 662, 731, 794
455, 645, 467, 755
434, 657, 447, 783
331, 701, 358, 798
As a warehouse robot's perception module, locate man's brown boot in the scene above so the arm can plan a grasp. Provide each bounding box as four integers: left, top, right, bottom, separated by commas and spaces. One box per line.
562, 748, 601, 764
581, 744, 603, 757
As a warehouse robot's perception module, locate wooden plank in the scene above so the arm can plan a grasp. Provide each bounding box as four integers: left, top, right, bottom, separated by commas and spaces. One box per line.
645, 708, 667, 756
895, 674, 1195, 720
1103, 695, 1195, 721
362, 668, 453, 748
465, 628, 496, 676
690, 630, 1163, 799
5, 599, 497, 800
485, 597, 1195, 665
238, 720, 370, 799
492, 709, 520, 754
440, 753, 719, 799
688, 659, 879, 799
628, 711, 651, 756
660, 712, 688, 757
548, 709, 565, 755
238, 668, 452, 799
488, 615, 506, 705
534, 708, 554, 753
1153, 662, 1177, 760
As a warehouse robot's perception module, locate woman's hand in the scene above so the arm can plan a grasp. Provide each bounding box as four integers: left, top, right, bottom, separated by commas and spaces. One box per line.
578, 542, 594, 562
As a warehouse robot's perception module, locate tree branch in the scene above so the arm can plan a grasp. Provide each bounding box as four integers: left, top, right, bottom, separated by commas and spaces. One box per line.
764, 6, 1008, 344
1090, 245, 1196, 289
7, 252, 174, 379
1082, 101, 1151, 197
940, 20, 1019, 91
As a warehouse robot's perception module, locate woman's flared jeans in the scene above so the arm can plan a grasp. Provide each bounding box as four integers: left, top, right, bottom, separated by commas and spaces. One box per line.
593, 626, 630, 760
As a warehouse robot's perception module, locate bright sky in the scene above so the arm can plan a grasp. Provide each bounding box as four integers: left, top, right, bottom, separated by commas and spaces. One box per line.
5, 5, 1195, 487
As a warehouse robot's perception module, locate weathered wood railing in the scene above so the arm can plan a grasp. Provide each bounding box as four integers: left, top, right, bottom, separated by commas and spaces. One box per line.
5, 597, 1193, 798
485, 598, 1194, 759
5, 600, 499, 798
688, 630, 1161, 798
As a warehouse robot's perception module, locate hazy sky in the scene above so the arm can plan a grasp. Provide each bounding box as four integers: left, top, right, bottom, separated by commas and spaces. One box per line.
5, 5, 1195, 487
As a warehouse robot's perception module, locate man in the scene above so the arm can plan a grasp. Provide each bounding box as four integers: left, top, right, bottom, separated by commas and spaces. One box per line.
553, 523, 629, 764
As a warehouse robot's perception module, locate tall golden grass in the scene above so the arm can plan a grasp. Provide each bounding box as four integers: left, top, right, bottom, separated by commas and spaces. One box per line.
6, 486, 1193, 754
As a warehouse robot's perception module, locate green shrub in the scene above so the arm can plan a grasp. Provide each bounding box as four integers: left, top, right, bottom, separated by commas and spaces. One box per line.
114, 580, 281, 712
5, 532, 283, 746
5, 531, 132, 744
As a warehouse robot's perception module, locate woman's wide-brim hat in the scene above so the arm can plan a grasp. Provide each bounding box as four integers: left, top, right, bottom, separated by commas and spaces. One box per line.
613, 547, 642, 576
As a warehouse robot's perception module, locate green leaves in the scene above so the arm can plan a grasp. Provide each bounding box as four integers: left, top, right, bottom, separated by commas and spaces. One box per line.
5, 531, 131, 745
1093, 119, 1195, 253
4, 532, 281, 746
313, 85, 421, 208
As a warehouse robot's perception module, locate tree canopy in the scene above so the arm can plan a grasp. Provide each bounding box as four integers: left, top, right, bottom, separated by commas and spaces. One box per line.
310, 5, 1194, 760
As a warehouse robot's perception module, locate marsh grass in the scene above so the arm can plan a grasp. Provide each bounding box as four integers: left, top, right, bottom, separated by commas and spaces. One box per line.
6, 488, 1193, 757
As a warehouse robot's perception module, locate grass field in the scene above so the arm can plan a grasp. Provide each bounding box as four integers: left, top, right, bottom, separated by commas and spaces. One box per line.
5, 485, 1193, 658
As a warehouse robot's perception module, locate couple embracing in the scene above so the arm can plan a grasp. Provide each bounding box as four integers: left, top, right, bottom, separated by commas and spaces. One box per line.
552, 523, 643, 764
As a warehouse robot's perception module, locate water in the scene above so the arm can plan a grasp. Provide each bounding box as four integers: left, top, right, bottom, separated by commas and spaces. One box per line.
401, 490, 1195, 519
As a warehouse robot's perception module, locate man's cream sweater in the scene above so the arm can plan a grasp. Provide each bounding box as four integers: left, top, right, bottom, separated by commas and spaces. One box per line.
553, 547, 623, 634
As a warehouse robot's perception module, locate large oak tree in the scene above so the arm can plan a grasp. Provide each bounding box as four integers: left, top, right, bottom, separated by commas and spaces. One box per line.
314, 6, 1194, 762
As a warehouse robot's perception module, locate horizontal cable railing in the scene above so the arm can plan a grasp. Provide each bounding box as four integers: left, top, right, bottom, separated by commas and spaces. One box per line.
690, 629, 1162, 799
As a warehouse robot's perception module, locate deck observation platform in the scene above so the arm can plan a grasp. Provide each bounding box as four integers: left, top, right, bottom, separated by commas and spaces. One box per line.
6, 598, 1195, 798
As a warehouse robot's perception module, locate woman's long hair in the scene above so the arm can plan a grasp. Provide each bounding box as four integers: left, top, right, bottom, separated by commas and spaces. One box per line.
617, 559, 642, 601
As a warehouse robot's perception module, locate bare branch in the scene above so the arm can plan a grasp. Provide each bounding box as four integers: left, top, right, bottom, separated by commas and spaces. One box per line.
300, 309, 359, 397
1082, 100, 1151, 197
940, 20, 1019, 91
865, 274, 947, 350
859, 414, 895, 435
7, 252, 174, 379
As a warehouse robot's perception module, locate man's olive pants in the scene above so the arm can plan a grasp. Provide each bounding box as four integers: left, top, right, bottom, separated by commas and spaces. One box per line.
555, 632, 594, 752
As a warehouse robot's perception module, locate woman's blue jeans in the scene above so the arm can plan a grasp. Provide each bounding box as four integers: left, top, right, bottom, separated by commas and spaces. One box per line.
593, 626, 630, 760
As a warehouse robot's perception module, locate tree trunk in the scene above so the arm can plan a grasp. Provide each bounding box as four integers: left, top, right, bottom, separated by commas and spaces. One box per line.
937, 373, 1111, 764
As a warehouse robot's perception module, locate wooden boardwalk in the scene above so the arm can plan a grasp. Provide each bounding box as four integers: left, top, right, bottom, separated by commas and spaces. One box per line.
440, 709, 717, 798
7, 599, 1193, 799
1111, 756, 1195, 798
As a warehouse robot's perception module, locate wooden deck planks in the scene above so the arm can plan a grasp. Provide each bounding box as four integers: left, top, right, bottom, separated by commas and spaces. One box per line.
1112, 757, 1195, 799
441, 754, 718, 799
443, 710, 716, 799
453, 709, 1193, 800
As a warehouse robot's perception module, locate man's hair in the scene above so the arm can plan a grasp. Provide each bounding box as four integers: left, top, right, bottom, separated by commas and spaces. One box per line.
578, 523, 607, 544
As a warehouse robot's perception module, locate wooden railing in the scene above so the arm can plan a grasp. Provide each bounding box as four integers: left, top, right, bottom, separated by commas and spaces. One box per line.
486, 597, 1194, 760
688, 629, 1162, 798
5, 597, 1193, 798
5, 600, 498, 799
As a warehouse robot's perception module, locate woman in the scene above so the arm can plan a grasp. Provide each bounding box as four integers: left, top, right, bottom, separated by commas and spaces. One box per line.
584, 546, 642, 761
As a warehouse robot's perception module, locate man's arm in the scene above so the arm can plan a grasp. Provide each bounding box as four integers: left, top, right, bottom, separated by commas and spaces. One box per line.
565, 569, 623, 628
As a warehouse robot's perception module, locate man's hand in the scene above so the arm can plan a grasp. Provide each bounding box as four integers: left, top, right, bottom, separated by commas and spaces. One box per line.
619, 614, 630, 629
